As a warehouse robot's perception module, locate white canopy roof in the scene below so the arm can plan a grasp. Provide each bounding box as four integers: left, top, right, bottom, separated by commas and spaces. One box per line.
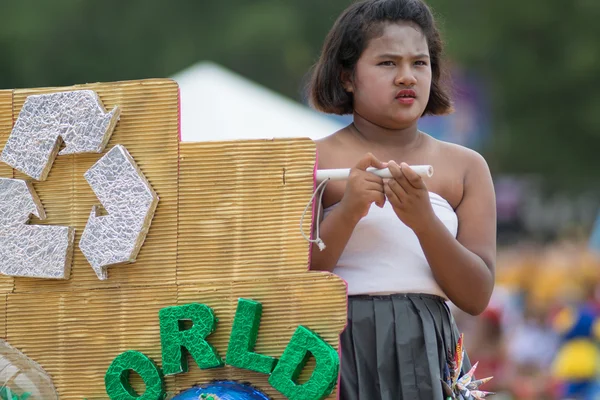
171, 61, 344, 142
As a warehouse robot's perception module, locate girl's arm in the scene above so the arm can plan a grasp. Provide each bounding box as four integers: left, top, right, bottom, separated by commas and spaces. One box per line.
385, 153, 496, 316
310, 152, 388, 272
309, 204, 360, 272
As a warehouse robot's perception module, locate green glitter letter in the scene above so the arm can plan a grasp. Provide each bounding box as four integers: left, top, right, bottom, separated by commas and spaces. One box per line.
225, 298, 277, 374
269, 326, 339, 400
104, 350, 165, 400
159, 303, 223, 375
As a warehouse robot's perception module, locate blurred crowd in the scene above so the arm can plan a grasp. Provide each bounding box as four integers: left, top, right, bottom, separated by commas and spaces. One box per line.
453, 241, 600, 400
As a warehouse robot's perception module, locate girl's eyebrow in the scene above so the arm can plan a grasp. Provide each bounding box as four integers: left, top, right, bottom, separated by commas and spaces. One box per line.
376, 53, 430, 59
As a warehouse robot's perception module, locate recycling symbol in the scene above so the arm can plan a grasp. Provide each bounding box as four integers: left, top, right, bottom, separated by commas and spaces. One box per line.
0, 90, 158, 280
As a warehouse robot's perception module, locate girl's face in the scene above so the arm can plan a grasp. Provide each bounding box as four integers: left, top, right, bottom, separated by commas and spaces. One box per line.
344, 21, 432, 129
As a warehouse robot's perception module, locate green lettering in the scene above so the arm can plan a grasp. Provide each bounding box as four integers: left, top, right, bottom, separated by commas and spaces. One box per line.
225, 298, 277, 374
269, 326, 339, 400
159, 303, 223, 375
104, 350, 164, 400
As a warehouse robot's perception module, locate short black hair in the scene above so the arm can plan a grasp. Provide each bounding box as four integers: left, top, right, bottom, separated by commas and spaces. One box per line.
308, 0, 452, 116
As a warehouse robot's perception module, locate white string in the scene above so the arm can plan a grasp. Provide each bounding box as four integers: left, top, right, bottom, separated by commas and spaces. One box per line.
300, 178, 330, 251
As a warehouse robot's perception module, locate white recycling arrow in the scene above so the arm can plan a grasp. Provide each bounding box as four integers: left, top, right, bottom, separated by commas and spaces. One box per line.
0, 90, 120, 181
0, 178, 74, 279
79, 145, 159, 280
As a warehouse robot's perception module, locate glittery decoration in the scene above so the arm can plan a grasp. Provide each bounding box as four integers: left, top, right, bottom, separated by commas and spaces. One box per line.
0, 338, 58, 399
159, 303, 223, 375
172, 381, 270, 400
226, 299, 277, 374
0, 388, 32, 400
269, 326, 339, 400
79, 145, 159, 280
443, 334, 494, 399
104, 350, 165, 400
0, 178, 74, 279
0, 90, 120, 181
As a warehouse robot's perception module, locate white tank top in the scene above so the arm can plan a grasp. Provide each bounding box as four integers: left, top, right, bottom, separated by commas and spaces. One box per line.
324, 192, 458, 297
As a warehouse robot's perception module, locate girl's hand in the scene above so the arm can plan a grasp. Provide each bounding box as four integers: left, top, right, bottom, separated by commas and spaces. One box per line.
339, 153, 387, 222
385, 161, 436, 232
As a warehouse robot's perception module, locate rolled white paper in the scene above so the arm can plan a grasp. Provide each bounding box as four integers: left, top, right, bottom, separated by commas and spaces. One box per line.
316, 165, 433, 182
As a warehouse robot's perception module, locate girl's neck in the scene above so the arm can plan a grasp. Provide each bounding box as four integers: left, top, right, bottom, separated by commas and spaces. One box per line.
351, 114, 422, 150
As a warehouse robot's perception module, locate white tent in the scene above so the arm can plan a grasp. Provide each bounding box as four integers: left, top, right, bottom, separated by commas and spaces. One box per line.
171, 61, 345, 142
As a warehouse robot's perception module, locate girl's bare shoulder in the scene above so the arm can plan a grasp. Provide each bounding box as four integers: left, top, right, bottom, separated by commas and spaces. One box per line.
429, 135, 490, 173
424, 135, 492, 208
315, 128, 353, 169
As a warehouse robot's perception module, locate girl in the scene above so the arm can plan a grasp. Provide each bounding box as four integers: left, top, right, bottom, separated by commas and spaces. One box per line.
308, 0, 497, 399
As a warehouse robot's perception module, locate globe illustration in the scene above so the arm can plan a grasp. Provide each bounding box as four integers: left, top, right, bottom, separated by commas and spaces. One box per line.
172, 381, 271, 400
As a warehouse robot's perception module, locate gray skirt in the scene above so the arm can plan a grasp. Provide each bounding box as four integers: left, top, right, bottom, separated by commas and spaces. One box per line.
339, 293, 472, 400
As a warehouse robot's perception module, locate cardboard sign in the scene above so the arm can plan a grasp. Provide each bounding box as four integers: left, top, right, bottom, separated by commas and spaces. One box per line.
0, 79, 346, 399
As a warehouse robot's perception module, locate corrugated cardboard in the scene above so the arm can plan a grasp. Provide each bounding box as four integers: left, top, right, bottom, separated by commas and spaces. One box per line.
1, 80, 346, 399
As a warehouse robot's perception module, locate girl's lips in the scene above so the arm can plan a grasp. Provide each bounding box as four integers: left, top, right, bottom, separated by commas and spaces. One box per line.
396, 89, 417, 104
397, 97, 415, 105
396, 89, 417, 98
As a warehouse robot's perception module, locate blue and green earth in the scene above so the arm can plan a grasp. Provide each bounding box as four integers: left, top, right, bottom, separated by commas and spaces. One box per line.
172, 381, 270, 400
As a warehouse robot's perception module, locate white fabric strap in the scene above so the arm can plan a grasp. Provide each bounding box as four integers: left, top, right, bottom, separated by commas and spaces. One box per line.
300, 178, 330, 251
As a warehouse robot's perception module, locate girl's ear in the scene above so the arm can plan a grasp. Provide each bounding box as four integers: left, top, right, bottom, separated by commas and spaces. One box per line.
341, 70, 354, 93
